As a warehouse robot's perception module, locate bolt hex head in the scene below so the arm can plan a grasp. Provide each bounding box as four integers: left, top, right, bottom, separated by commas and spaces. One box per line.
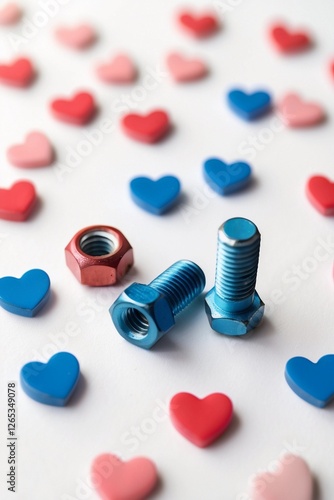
205, 287, 265, 336
110, 283, 175, 349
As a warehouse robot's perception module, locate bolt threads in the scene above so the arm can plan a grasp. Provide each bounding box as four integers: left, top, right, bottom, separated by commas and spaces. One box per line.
215, 237, 260, 302
150, 260, 206, 316
123, 308, 149, 336
79, 230, 117, 257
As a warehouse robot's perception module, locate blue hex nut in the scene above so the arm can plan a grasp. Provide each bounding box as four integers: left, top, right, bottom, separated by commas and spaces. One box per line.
205, 218, 265, 336
111, 283, 175, 349
110, 260, 205, 349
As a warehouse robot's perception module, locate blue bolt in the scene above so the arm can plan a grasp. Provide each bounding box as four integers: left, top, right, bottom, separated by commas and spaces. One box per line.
110, 260, 206, 349
205, 217, 265, 336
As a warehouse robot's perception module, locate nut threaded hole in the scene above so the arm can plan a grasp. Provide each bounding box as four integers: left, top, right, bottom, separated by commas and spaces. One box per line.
123, 308, 149, 339
79, 230, 119, 257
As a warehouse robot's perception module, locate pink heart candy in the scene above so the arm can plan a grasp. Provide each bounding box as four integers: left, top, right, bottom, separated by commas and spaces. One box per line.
55, 24, 96, 49
91, 453, 158, 500
166, 52, 208, 82
278, 93, 325, 127
249, 454, 313, 500
0, 2, 21, 25
96, 54, 137, 84
7, 132, 54, 168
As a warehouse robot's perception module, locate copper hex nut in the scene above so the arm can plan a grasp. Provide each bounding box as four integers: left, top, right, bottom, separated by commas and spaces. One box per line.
65, 225, 134, 286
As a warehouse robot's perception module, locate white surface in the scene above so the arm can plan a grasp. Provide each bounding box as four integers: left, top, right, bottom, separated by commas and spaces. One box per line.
0, 0, 334, 499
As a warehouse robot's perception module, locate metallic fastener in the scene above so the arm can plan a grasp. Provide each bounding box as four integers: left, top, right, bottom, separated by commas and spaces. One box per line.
205, 217, 265, 336
110, 260, 206, 349
65, 225, 134, 286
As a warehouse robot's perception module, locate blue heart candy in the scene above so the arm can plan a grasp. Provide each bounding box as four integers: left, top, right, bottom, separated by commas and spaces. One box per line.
285, 354, 334, 408
0, 269, 50, 317
20, 352, 80, 406
227, 89, 272, 120
130, 175, 181, 215
203, 158, 252, 195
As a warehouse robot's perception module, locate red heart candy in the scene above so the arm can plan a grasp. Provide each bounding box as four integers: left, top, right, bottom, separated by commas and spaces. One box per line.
50, 91, 96, 125
178, 11, 219, 38
121, 110, 170, 144
0, 57, 34, 87
91, 453, 158, 500
306, 175, 334, 215
270, 24, 311, 53
170, 392, 233, 447
330, 61, 334, 80
0, 181, 37, 221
